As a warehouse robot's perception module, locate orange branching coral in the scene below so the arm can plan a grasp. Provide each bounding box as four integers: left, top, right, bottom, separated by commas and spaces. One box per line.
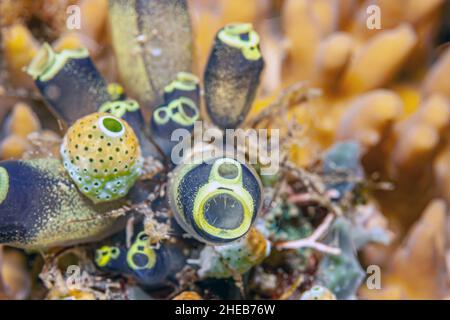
351, 93, 450, 232
435, 144, 450, 205
281, 0, 324, 83
337, 90, 404, 149
5, 102, 41, 138
2, 24, 39, 88
53, 0, 108, 57
340, 24, 417, 95
0, 102, 40, 160
390, 94, 449, 176
313, 32, 354, 91
0, 1, 33, 27
234, 6, 450, 303
424, 48, 450, 99
360, 199, 449, 300
0, 135, 32, 161
275, 0, 449, 239
79, 0, 108, 43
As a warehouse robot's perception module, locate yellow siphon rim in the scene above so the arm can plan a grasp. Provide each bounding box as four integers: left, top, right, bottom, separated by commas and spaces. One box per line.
99, 99, 140, 118
26, 43, 89, 82
218, 23, 262, 60
107, 83, 125, 100
153, 97, 199, 126
126, 232, 157, 270
192, 159, 254, 240
164, 72, 199, 93
193, 188, 253, 240
95, 246, 120, 267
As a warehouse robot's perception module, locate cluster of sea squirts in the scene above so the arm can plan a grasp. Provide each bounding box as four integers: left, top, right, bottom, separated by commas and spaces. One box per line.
0, 0, 273, 296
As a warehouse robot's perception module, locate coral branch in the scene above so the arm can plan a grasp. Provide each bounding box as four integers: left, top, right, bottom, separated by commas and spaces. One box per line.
275, 214, 341, 256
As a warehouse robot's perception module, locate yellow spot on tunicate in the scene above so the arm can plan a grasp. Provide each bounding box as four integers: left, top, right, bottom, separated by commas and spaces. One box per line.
107, 83, 125, 100
341, 24, 417, 94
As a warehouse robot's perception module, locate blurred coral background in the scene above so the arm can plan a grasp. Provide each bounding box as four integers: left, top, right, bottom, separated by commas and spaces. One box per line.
1, 0, 450, 300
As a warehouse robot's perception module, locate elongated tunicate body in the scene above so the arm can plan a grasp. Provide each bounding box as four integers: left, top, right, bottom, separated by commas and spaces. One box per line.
163, 72, 200, 106
108, 0, 193, 115
26, 44, 110, 125
95, 228, 185, 288
168, 156, 263, 244
204, 23, 264, 129
0, 159, 125, 249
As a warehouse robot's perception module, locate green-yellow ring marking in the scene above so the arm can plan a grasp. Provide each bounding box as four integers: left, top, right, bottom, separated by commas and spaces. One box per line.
0, 167, 9, 204
153, 97, 199, 126
218, 23, 262, 60
224, 23, 253, 35
209, 158, 242, 185
26, 43, 89, 81
95, 246, 120, 267
193, 189, 253, 240
126, 232, 156, 270
153, 106, 170, 125
170, 97, 199, 126
99, 99, 140, 118
177, 71, 199, 84
192, 159, 254, 240
164, 72, 199, 93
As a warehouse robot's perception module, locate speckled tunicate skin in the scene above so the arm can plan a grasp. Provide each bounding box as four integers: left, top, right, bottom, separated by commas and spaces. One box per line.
61, 112, 143, 203
35, 57, 110, 126
204, 31, 264, 129
163, 77, 200, 106
96, 225, 186, 288
168, 158, 262, 244
122, 108, 163, 159
109, 0, 193, 114
134, 0, 193, 97
0, 159, 126, 249
151, 74, 200, 157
